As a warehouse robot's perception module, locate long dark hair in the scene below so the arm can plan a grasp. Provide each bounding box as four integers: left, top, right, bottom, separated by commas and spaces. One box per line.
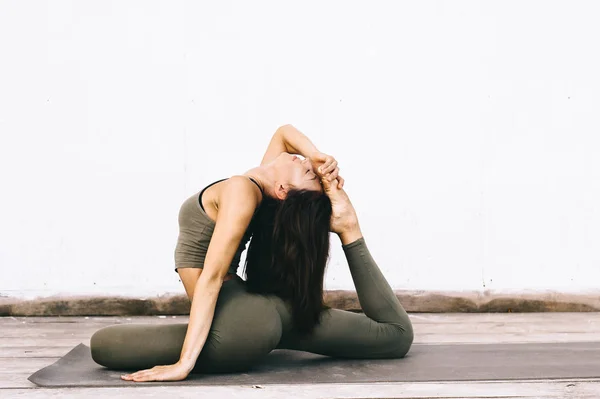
243, 189, 332, 334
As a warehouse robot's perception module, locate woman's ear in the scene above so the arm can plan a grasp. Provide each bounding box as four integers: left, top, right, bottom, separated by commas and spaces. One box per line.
275, 183, 289, 200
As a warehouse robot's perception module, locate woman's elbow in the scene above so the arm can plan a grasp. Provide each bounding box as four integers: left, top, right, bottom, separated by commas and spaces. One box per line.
277, 123, 293, 132
195, 270, 225, 294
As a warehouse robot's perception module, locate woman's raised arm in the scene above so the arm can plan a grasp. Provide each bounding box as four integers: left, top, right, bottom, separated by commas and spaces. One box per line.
261, 124, 344, 188
261, 124, 319, 165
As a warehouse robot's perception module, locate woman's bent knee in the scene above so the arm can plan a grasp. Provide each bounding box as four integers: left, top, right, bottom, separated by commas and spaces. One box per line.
387, 321, 414, 358
90, 332, 102, 365
90, 326, 117, 368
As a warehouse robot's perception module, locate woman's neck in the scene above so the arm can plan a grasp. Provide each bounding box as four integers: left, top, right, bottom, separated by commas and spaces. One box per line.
244, 165, 278, 198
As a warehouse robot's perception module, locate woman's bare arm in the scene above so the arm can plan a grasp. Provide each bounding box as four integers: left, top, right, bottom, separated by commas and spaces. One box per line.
178, 177, 261, 371
261, 124, 319, 165
261, 124, 343, 186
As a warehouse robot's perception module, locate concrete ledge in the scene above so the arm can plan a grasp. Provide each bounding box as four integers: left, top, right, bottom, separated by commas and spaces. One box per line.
1, 291, 599, 316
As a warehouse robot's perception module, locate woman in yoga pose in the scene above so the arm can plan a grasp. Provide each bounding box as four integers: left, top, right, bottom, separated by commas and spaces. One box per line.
90, 124, 413, 382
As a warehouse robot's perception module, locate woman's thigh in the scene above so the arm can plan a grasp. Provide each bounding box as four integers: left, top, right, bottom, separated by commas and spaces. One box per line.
90, 278, 282, 373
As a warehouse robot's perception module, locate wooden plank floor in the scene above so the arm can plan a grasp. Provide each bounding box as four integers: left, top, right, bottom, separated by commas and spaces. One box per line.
1, 313, 600, 398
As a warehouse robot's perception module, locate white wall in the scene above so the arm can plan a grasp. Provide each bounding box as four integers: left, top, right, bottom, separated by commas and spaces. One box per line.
1, 0, 599, 300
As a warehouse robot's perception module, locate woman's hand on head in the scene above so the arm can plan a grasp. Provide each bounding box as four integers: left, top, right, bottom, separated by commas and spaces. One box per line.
310, 152, 344, 189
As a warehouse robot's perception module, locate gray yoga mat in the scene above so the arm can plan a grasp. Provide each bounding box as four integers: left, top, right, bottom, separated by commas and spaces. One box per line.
28, 342, 600, 387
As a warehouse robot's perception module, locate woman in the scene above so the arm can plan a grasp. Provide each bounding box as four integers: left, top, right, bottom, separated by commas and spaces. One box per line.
90, 124, 414, 382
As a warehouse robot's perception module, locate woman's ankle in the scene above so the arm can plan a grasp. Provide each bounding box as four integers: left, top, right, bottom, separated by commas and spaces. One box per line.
339, 224, 363, 245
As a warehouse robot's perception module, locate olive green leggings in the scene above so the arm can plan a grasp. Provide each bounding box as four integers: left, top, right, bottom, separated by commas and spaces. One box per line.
90, 238, 413, 372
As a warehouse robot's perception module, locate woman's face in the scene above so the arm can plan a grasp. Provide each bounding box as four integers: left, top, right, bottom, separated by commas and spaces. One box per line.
275, 153, 323, 192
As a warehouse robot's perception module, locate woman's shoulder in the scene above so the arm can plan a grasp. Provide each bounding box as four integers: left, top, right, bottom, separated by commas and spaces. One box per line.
200, 176, 260, 221
215, 175, 263, 206
202, 175, 257, 194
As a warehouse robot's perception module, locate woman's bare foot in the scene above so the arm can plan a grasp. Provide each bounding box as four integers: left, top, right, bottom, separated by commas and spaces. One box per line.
321, 178, 363, 245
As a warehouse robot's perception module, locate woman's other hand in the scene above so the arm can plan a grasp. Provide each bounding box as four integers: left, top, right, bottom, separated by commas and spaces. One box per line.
121, 361, 192, 382
310, 152, 344, 189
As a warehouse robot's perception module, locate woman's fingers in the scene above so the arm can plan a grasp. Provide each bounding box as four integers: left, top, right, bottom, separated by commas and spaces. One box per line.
317, 162, 327, 175
318, 157, 336, 175
327, 168, 339, 181
324, 159, 336, 173
322, 160, 338, 175
125, 371, 155, 382
122, 367, 157, 381
124, 371, 148, 380
122, 371, 140, 380
324, 173, 344, 189
316, 155, 328, 174
329, 161, 340, 176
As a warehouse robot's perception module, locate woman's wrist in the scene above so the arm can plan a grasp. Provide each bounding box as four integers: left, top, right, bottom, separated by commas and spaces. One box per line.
177, 358, 196, 374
